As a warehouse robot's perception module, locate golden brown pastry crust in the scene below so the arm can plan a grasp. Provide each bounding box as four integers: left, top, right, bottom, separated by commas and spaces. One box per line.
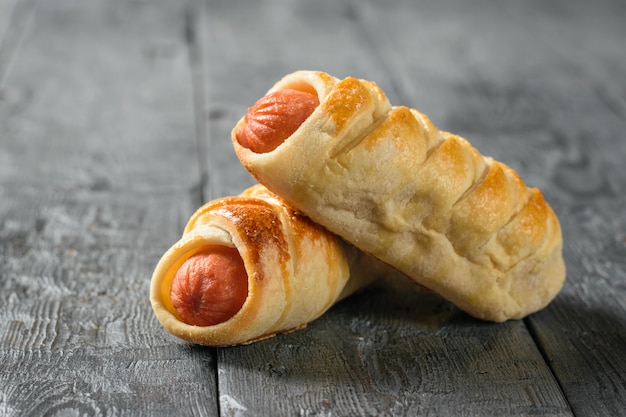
232, 71, 566, 322
150, 184, 382, 346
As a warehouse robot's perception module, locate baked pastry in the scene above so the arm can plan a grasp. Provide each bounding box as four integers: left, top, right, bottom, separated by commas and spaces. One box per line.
150, 184, 384, 346
232, 70, 566, 322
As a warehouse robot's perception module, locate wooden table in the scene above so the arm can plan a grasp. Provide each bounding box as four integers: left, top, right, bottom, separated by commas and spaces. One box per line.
1, 0, 625, 415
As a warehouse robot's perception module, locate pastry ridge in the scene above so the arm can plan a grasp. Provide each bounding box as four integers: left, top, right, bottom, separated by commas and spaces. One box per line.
150, 184, 383, 346
232, 70, 566, 322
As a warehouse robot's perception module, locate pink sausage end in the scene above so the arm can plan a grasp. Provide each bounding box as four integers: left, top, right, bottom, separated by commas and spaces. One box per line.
236, 89, 319, 153
170, 247, 248, 326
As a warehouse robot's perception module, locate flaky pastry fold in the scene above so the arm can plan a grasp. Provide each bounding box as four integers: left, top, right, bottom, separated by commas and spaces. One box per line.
150, 184, 383, 346
233, 70, 566, 322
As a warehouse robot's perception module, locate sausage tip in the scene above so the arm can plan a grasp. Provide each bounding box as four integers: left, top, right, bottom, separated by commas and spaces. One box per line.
236, 89, 319, 153
170, 247, 248, 326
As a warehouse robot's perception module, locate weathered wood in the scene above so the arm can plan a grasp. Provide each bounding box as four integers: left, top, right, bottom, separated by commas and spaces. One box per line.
0, 0, 35, 83
0, 188, 218, 415
0, 0, 19, 35
2, 0, 625, 415
528, 201, 626, 417
0, 0, 218, 415
217, 277, 570, 416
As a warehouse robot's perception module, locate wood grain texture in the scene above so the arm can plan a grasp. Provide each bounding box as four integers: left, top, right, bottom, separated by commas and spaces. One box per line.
0, 185, 216, 415
528, 200, 626, 417
0, 0, 20, 35
217, 277, 570, 416
0, 0, 37, 84
1, 0, 625, 415
0, 0, 218, 415
0, 1, 199, 193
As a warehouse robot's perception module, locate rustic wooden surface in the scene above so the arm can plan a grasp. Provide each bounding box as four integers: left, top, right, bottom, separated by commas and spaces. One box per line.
1, 0, 624, 416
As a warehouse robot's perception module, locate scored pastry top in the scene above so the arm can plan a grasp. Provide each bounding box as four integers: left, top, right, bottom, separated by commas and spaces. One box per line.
232, 70, 565, 322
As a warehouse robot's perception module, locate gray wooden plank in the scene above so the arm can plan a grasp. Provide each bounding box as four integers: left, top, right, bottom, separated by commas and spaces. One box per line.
199, 0, 572, 415
528, 200, 626, 417
0, 186, 215, 416
0, 0, 217, 415
358, 0, 626, 415
0, 0, 37, 84
0, 0, 19, 35
0, 0, 199, 194
218, 277, 570, 417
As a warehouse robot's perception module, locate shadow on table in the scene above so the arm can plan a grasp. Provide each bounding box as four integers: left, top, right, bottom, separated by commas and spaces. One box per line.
526, 292, 626, 416
212, 273, 575, 415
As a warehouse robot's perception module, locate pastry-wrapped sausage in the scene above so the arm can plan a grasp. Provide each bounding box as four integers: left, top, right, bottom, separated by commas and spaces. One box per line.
150, 184, 384, 346
232, 70, 566, 322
